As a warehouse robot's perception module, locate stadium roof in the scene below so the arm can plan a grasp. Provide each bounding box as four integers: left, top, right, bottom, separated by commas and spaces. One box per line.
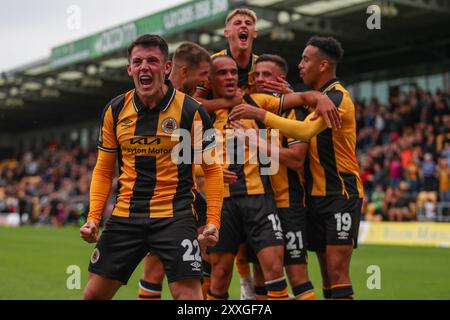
1, 0, 450, 134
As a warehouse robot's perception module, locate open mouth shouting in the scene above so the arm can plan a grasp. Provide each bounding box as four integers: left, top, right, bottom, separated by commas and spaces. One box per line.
238, 30, 249, 45
139, 74, 153, 90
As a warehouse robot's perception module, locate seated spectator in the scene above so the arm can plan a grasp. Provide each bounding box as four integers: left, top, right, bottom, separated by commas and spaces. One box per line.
389, 153, 403, 188
382, 187, 397, 221
405, 160, 420, 194
365, 184, 384, 221
0, 142, 100, 227
437, 155, 450, 203
416, 190, 438, 221
440, 140, 450, 166
420, 153, 438, 192
388, 182, 415, 221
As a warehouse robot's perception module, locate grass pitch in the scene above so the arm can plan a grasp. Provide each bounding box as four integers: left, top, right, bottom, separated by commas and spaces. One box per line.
0, 226, 449, 300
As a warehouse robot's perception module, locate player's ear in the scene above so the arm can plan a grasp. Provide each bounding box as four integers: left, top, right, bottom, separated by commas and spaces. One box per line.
319, 60, 328, 73
224, 27, 230, 39
181, 65, 188, 78
253, 30, 258, 39
165, 60, 172, 76
127, 63, 132, 76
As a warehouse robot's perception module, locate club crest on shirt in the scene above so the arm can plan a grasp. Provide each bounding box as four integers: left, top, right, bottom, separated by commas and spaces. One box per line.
91, 248, 100, 264
161, 117, 178, 134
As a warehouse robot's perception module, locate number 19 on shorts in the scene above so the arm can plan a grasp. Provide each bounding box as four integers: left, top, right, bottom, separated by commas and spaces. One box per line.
334, 212, 352, 240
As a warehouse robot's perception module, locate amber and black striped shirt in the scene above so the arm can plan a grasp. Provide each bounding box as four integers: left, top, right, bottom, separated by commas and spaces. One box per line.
212, 93, 281, 197
97, 80, 217, 219
263, 79, 364, 199
269, 107, 309, 209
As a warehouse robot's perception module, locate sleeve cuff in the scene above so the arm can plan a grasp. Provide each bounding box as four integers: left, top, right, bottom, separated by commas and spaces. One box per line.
288, 140, 308, 146
206, 216, 220, 231
97, 145, 118, 153
87, 216, 101, 225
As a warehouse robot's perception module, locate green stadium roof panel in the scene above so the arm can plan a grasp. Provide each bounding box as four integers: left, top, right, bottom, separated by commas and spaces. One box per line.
50, 0, 230, 69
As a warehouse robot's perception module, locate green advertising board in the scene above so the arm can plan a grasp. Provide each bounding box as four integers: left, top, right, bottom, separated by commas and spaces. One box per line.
51, 0, 229, 68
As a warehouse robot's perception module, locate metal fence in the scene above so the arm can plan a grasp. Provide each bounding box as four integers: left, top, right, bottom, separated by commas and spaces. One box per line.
417, 202, 450, 222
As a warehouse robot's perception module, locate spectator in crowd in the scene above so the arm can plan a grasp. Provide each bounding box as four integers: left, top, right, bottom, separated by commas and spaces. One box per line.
365, 184, 384, 221
437, 155, 450, 203
356, 86, 449, 221
404, 159, 420, 194
0, 143, 97, 226
388, 181, 416, 221
441, 141, 450, 166
389, 153, 403, 189
420, 153, 437, 192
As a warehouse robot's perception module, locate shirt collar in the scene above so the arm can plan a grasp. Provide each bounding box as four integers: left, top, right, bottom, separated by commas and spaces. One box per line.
319, 78, 340, 93
132, 79, 176, 113
225, 45, 255, 72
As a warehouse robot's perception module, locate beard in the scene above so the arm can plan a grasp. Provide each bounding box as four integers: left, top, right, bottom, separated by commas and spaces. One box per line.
182, 82, 194, 96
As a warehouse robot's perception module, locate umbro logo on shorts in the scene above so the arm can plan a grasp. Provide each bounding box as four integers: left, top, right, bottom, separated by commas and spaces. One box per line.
275, 231, 283, 240
289, 249, 302, 258
190, 261, 201, 271
338, 231, 349, 240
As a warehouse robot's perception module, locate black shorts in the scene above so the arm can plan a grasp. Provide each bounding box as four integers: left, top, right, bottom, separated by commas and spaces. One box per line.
193, 189, 207, 227
246, 206, 309, 265
278, 207, 308, 264
208, 194, 284, 255
88, 214, 202, 285
307, 196, 362, 253
246, 243, 258, 264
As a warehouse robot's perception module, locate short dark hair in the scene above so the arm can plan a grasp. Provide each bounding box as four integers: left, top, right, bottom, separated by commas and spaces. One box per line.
127, 34, 169, 61
255, 54, 288, 75
211, 54, 236, 65
173, 42, 211, 69
210, 55, 237, 74
306, 36, 344, 63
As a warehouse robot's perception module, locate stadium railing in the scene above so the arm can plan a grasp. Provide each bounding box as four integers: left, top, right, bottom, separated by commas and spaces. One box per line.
417, 202, 450, 222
